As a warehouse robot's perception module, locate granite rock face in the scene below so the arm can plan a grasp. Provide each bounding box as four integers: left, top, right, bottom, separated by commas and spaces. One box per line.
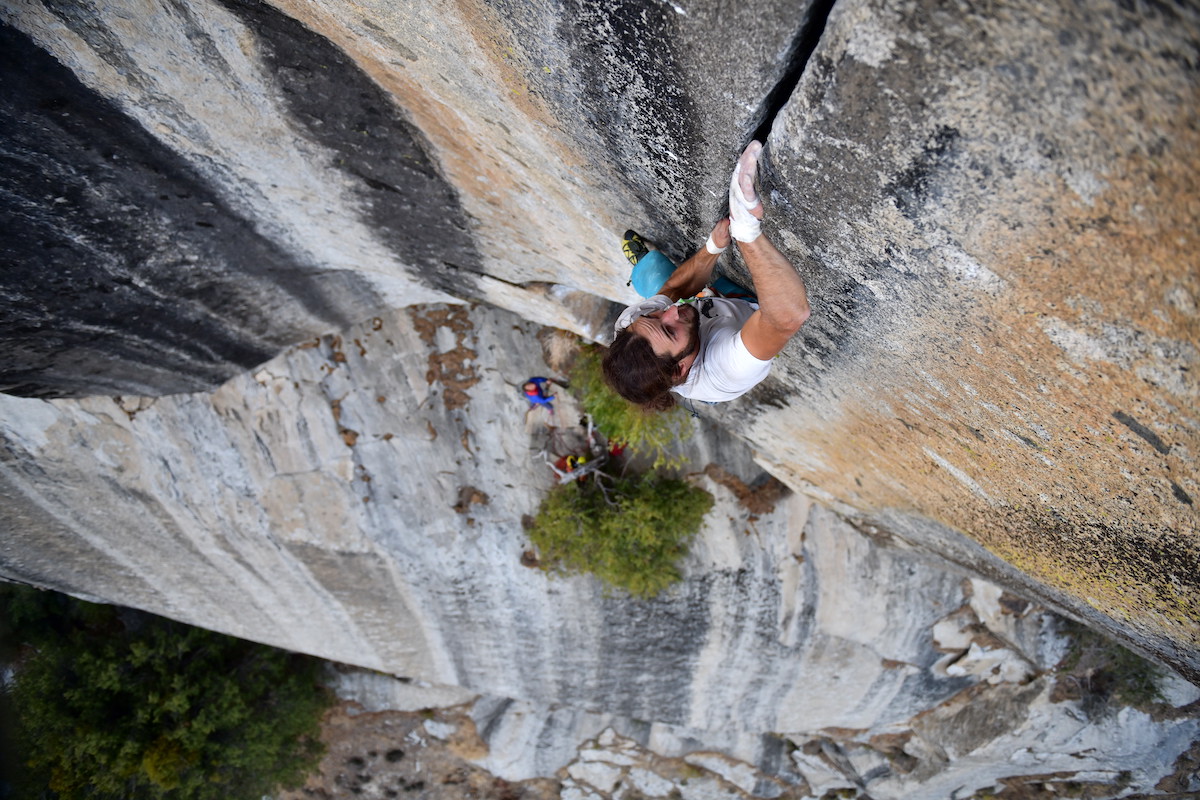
1, 0, 1199, 791
3, 302, 1197, 798
0, 13, 473, 396
721, 0, 1200, 677
322, 678, 1200, 800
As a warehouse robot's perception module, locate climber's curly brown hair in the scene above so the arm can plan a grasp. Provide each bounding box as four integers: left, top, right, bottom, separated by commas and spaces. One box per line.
601, 329, 684, 412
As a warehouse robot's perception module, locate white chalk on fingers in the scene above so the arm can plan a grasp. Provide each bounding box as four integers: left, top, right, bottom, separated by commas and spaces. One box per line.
729, 141, 763, 242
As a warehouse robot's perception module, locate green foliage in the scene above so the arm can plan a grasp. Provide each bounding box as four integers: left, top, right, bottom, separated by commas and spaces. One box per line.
1056, 619, 1166, 711
1, 582, 332, 800
528, 473, 713, 597
570, 344, 692, 468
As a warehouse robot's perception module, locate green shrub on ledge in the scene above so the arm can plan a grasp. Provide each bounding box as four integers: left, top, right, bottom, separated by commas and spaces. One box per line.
528, 473, 713, 598
1054, 619, 1167, 712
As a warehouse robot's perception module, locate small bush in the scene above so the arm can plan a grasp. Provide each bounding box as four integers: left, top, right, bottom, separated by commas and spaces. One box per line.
1, 583, 333, 800
1055, 619, 1166, 711
528, 473, 713, 597
570, 344, 692, 468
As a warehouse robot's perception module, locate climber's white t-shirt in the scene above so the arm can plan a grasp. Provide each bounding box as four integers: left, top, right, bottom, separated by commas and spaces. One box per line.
673, 297, 772, 403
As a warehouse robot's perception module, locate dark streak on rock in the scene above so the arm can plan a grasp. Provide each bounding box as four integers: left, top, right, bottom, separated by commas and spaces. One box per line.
1170, 481, 1193, 506
0, 22, 377, 397
746, 377, 793, 411
886, 125, 963, 219
216, 0, 484, 300
1112, 410, 1171, 455
1015, 433, 1040, 450
536, 0, 700, 252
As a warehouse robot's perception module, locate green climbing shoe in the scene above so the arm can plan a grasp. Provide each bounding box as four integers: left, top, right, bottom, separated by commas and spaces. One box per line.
622, 229, 649, 266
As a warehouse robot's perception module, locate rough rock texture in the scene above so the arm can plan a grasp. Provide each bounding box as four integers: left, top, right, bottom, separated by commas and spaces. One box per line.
2, 302, 1198, 797
281, 692, 1200, 800
3, 0, 1195, 673
3, 303, 973, 728
717, 0, 1200, 685
313, 631, 1200, 800
1, 0, 1199, 792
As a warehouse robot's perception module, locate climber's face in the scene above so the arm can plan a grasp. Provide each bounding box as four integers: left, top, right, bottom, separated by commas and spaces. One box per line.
629, 302, 700, 365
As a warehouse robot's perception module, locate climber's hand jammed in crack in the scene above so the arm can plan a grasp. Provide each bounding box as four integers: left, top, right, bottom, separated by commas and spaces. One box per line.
602, 141, 811, 410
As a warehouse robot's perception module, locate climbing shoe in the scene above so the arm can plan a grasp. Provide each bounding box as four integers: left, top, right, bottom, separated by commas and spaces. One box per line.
622, 229, 649, 266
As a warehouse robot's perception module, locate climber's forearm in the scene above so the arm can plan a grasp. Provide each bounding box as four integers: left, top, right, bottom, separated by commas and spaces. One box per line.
741, 236, 809, 329
723, 140, 808, 358
736, 234, 810, 360
660, 249, 719, 302
659, 220, 731, 302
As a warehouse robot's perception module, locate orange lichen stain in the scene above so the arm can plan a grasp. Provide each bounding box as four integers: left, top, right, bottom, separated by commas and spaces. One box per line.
452, 485, 489, 514
988, 539, 1200, 647
321, 334, 347, 365
770, 111, 1199, 643
702, 464, 789, 515
409, 306, 480, 410
818, 727, 869, 740
270, 0, 613, 294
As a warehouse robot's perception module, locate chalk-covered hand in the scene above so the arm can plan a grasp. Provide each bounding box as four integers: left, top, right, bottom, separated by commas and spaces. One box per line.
729, 141, 764, 242
614, 294, 673, 334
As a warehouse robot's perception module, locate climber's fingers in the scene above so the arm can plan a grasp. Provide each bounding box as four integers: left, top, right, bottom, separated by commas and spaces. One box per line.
729, 140, 764, 242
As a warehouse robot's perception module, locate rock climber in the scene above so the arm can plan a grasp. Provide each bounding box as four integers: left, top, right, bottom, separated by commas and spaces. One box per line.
601, 141, 811, 410
521, 376, 556, 412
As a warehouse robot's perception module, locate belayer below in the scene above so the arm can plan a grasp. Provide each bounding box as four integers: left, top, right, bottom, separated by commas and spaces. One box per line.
521, 376, 556, 411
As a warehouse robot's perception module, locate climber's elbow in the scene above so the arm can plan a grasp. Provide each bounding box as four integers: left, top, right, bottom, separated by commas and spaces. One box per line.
794, 299, 811, 330
774, 300, 810, 337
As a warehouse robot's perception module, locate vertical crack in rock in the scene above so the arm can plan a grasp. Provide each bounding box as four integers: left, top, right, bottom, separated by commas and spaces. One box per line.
215, 0, 485, 301
748, 0, 839, 145
698, 0, 860, 411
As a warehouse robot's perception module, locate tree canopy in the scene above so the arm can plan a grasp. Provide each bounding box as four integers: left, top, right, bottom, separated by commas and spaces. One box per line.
1, 583, 332, 800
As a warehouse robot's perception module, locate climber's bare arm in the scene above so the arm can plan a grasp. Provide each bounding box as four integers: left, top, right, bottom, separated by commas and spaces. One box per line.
659, 219, 730, 302
738, 235, 810, 360
727, 141, 811, 360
